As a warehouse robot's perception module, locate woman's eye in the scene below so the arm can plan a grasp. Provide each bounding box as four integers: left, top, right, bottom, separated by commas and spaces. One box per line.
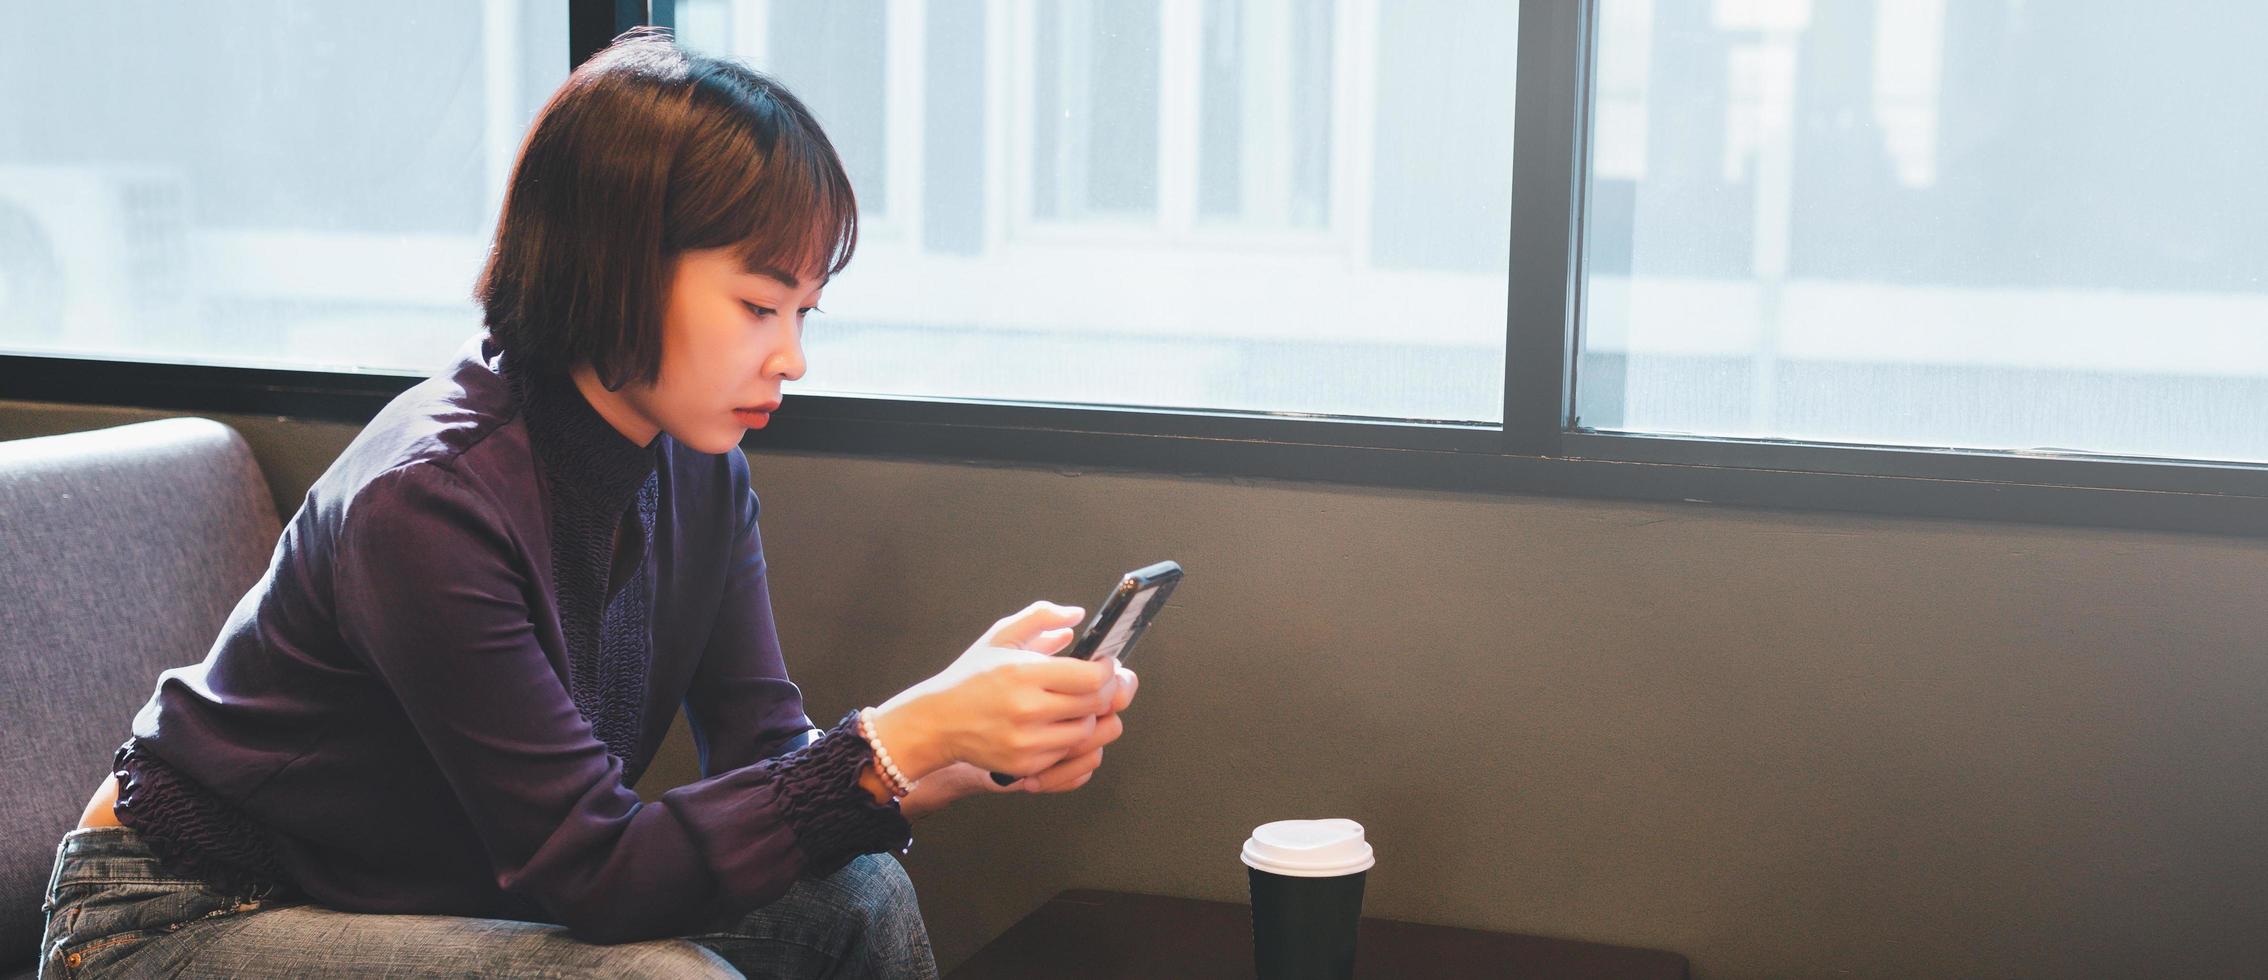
743, 301, 778, 319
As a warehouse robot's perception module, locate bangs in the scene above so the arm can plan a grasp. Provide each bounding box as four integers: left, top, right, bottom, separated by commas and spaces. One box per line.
668, 65, 859, 285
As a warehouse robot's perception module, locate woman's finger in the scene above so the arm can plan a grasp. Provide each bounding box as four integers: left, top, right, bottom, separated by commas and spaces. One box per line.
1021, 654, 1116, 695
1080, 712, 1124, 753
1019, 686, 1118, 723
1037, 713, 1098, 751
1020, 747, 1104, 793
1038, 714, 1120, 767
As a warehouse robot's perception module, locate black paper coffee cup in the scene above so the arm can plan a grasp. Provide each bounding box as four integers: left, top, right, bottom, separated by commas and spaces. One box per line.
1242, 819, 1374, 980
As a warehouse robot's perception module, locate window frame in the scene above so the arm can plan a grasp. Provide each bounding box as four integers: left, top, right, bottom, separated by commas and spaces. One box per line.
2, 0, 2263, 538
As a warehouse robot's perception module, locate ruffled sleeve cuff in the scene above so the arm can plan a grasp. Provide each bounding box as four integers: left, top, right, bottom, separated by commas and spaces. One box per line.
752, 710, 915, 876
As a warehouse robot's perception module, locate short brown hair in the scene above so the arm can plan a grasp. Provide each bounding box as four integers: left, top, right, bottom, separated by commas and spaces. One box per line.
476, 30, 858, 388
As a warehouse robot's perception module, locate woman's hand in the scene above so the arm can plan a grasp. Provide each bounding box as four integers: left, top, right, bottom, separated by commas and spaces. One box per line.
898, 662, 1139, 818
995, 659, 1135, 793
868, 602, 1128, 783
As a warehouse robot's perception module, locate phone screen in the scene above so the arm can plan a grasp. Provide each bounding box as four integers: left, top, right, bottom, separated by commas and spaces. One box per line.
1088, 586, 1159, 663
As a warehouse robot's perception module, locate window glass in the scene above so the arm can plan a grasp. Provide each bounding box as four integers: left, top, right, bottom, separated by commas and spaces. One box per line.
0, 1, 569, 374
1580, 0, 2268, 463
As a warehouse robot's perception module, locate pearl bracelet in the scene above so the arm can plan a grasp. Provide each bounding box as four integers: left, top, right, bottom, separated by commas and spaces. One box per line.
857, 707, 917, 798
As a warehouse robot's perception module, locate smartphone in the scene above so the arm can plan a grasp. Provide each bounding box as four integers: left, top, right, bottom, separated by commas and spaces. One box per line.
1060, 560, 1183, 663
990, 561, 1182, 786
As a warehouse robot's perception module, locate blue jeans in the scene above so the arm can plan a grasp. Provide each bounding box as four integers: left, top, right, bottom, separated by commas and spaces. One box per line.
38, 827, 937, 978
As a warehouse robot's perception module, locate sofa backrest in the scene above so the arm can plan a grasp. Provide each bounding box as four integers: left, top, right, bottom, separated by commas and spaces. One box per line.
0, 418, 281, 965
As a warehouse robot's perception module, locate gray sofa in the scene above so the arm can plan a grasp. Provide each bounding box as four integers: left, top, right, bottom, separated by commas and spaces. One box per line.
0, 419, 282, 980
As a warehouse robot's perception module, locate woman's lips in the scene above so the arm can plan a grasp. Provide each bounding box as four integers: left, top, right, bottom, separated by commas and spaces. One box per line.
734, 402, 782, 429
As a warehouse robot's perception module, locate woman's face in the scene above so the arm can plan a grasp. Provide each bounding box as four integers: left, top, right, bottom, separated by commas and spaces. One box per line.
578, 246, 819, 454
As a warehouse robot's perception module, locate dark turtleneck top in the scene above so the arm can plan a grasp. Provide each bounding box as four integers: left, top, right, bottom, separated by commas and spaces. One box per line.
110, 335, 911, 943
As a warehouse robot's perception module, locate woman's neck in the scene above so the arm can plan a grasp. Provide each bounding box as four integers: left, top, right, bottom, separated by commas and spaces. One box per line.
569, 364, 661, 448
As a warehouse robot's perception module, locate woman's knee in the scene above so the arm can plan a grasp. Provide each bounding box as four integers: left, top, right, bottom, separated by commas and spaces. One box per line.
720, 853, 922, 943
700, 854, 932, 977
820, 853, 933, 978
830, 852, 923, 939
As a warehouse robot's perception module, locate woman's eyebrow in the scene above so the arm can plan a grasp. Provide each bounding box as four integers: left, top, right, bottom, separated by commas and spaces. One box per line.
740, 262, 801, 288
737, 259, 830, 291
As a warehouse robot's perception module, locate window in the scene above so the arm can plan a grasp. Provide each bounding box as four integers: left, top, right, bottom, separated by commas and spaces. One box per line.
1579, 0, 2268, 464
5, 1, 2262, 536
0, 1, 567, 374
674, 0, 1518, 423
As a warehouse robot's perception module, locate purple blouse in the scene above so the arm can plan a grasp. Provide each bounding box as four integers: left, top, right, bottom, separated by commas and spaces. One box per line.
117, 335, 910, 943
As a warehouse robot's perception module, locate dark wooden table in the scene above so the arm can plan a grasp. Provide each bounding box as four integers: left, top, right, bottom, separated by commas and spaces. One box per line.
947, 890, 1689, 979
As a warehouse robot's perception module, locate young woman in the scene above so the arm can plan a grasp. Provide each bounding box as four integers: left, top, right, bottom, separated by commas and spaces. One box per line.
37, 33, 1135, 979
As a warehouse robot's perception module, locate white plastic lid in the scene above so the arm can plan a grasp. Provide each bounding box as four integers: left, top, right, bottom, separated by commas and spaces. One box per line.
1240, 818, 1375, 877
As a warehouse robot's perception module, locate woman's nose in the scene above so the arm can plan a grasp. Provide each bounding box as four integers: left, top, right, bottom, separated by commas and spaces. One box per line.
770, 337, 807, 382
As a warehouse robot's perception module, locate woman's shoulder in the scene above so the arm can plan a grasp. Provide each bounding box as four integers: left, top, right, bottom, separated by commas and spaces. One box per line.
309, 337, 538, 532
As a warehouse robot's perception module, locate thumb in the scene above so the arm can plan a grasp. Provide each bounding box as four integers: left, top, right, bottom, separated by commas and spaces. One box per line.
984, 601, 1086, 651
